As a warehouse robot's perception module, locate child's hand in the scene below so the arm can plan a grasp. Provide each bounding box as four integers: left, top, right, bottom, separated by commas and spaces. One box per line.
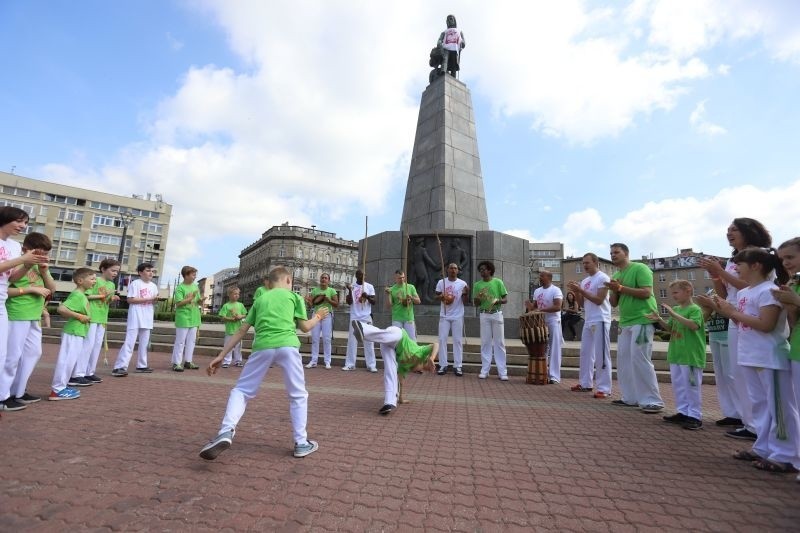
772, 286, 800, 307
207, 353, 225, 376
315, 308, 330, 320
78, 314, 90, 324
31, 287, 51, 297
645, 312, 661, 322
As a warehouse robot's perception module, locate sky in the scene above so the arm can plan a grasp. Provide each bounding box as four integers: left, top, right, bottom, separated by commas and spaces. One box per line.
2, 0, 799, 284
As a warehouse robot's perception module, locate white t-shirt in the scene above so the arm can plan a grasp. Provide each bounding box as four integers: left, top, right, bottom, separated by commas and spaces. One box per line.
126, 279, 158, 329
0, 237, 22, 299
735, 280, 790, 370
349, 281, 375, 321
436, 277, 468, 319
581, 271, 611, 323
442, 28, 462, 51
533, 285, 563, 322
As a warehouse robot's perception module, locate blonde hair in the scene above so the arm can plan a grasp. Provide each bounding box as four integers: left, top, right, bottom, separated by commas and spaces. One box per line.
226, 286, 240, 295
668, 280, 693, 292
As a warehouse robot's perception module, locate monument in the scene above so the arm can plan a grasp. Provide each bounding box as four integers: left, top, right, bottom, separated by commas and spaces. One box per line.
358, 18, 530, 336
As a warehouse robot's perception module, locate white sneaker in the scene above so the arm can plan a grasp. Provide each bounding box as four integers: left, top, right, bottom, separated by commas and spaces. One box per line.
305, 362, 317, 369
499, 375, 509, 381
478, 373, 488, 379
369, 367, 378, 373
324, 363, 331, 369
342, 366, 355, 371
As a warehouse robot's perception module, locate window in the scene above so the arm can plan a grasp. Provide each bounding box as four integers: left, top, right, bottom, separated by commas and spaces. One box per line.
54, 228, 81, 241
44, 193, 78, 205
57, 247, 77, 261
143, 221, 162, 233
297, 248, 304, 259
704, 271, 711, 279
86, 252, 117, 265
659, 289, 668, 298
1, 200, 34, 214
688, 271, 696, 280
658, 273, 666, 282
92, 214, 118, 228
533, 250, 556, 257
39, 206, 48, 217
575, 264, 582, 273
672, 271, 680, 280
89, 232, 122, 246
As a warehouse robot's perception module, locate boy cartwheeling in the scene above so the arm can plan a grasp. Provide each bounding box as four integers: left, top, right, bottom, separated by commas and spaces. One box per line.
352, 321, 437, 415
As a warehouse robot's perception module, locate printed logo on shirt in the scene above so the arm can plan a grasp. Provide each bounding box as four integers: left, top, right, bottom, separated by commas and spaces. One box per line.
139, 287, 154, 305
737, 296, 750, 331
444, 29, 460, 45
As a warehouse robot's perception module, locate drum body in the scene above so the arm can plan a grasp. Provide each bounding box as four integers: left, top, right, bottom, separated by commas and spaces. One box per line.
519, 312, 549, 385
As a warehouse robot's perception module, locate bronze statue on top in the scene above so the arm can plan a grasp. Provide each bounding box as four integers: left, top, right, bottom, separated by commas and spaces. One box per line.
429, 14, 466, 83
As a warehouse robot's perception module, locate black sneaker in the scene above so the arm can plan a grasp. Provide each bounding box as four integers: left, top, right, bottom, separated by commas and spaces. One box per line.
135, 367, 154, 373
662, 412, 689, 424
454, 367, 463, 377
352, 320, 365, 343
68, 376, 93, 387
111, 368, 128, 377
725, 428, 757, 440
682, 417, 703, 430
15, 393, 42, 404
0, 397, 28, 411
379, 404, 396, 416
85, 375, 103, 383
715, 417, 743, 427
437, 366, 447, 375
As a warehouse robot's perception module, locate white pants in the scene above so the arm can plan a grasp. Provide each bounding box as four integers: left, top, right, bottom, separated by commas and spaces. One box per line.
616, 324, 663, 407
669, 364, 703, 420
345, 317, 376, 369
744, 366, 800, 469
114, 327, 151, 369
0, 301, 8, 385
579, 321, 612, 393
219, 346, 309, 446
309, 314, 333, 365
437, 316, 464, 368
172, 327, 197, 365
0, 320, 42, 400
730, 326, 756, 432
546, 316, 563, 382
392, 320, 416, 340
479, 312, 507, 377
709, 336, 740, 419
222, 335, 243, 365
84, 323, 106, 377
52, 333, 86, 392
360, 323, 402, 406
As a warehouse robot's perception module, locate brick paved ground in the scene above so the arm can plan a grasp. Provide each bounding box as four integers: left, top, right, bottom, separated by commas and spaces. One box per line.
2, 343, 799, 532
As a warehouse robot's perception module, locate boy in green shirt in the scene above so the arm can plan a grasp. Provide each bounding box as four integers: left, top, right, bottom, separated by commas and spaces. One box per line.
648, 280, 707, 430
0, 232, 55, 410
352, 320, 438, 415
172, 265, 202, 372
77, 258, 120, 385
219, 286, 247, 368
200, 267, 328, 460
385, 270, 421, 340
50, 268, 96, 400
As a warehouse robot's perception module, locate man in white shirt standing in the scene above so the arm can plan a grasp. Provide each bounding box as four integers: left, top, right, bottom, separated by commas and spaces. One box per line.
434, 263, 469, 376
527, 271, 564, 384
343, 270, 377, 372
567, 253, 612, 398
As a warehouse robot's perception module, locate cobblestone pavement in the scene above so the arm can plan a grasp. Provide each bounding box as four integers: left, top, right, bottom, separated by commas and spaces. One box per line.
2, 343, 799, 532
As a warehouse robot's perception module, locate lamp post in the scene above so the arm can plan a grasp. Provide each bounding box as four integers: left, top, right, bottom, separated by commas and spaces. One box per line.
116, 210, 136, 291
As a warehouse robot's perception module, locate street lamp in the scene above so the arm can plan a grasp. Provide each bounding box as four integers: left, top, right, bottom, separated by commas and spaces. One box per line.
116, 210, 136, 290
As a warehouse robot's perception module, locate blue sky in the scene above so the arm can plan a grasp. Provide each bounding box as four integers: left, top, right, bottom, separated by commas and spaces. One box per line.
2, 0, 799, 284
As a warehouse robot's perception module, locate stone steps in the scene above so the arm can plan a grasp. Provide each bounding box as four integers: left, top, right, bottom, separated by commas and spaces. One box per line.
41, 320, 717, 384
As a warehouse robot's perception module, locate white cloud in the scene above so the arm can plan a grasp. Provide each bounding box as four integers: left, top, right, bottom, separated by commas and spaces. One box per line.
717, 64, 731, 75
166, 32, 184, 51
690, 100, 727, 136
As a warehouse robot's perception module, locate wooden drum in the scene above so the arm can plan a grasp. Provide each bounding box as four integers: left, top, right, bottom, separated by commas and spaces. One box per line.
519, 312, 549, 385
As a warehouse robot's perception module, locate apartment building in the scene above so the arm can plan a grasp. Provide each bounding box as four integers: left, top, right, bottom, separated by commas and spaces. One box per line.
529, 242, 565, 297
238, 222, 359, 306
0, 171, 172, 298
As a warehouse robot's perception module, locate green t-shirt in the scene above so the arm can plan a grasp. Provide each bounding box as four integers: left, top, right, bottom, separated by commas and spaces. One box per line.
62, 290, 90, 338
311, 286, 338, 313
7, 266, 46, 321
395, 329, 434, 377
253, 285, 268, 302
612, 263, 658, 326
174, 283, 201, 328
219, 301, 247, 336
666, 303, 707, 367
472, 278, 507, 312
246, 288, 306, 351
789, 284, 800, 362
389, 283, 418, 322
87, 278, 117, 325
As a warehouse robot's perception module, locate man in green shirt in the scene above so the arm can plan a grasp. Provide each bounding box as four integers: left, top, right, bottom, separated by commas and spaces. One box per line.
606, 243, 664, 413
472, 261, 509, 380
305, 273, 339, 369
386, 270, 421, 340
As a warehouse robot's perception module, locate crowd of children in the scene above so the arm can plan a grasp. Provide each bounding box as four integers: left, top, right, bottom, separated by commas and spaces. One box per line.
1, 205, 799, 478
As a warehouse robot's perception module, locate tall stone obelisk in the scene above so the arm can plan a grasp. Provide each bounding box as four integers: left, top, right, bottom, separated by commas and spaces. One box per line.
401, 74, 489, 232
361, 74, 529, 334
